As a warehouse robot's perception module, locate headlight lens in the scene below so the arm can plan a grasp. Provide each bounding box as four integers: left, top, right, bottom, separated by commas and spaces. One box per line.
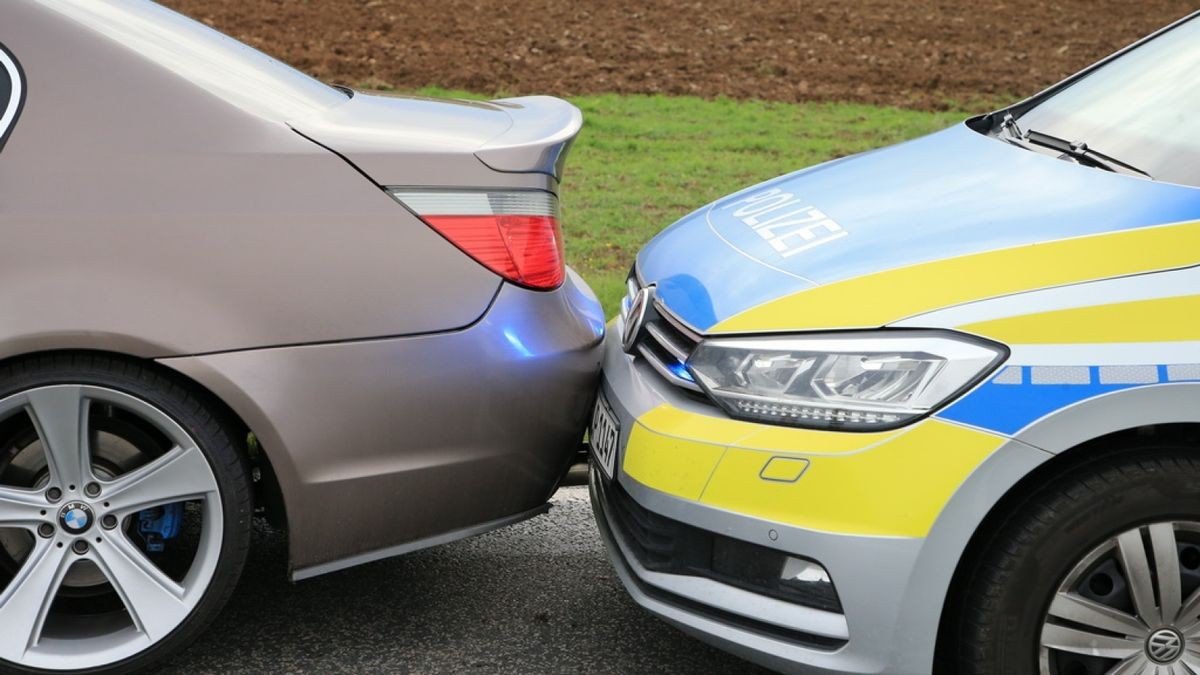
686, 331, 1006, 430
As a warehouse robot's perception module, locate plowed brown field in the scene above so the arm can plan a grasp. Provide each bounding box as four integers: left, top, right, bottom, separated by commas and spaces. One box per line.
162, 0, 1194, 108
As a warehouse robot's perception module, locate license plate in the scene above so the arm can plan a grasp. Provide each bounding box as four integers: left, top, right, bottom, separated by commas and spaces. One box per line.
589, 391, 621, 481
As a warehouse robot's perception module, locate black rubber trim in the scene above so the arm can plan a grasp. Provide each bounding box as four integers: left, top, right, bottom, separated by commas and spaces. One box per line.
291, 502, 550, 581
591, 471, 848, 651
0, 41, 27, 154
604, 476, 843, 612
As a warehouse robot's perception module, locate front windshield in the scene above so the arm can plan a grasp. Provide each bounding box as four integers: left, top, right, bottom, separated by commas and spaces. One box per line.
1013, 16, 1200, 187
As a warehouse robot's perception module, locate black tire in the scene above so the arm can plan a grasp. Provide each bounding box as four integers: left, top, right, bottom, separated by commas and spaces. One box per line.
951, 443, 1200, 675
0, 352, 252, 675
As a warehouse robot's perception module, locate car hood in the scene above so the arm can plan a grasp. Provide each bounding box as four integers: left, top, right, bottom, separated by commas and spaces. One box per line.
636, 123, 1200, 334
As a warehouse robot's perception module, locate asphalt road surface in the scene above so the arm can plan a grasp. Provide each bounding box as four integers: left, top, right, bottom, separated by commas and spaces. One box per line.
156, 485, 771, 674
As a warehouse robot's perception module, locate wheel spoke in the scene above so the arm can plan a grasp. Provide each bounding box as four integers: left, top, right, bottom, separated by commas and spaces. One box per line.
1106, 655, 1151, 675
1150, 523, 1183, 624
92, 532, 190, 641
1117, 529, 1163, 626
1048, 591, 1148, 638
101, 445, 217, 516
0, 540, 72, 659
1180, 586, 1200, 635
1171, 662, 1198, 675
1041, 623, 1144, 659
25, 386, 92, 489
0, 485, 47, 531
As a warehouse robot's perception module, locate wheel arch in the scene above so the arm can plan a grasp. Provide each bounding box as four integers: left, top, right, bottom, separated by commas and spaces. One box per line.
931, 420, 1200, 671
0, 348, 290, 533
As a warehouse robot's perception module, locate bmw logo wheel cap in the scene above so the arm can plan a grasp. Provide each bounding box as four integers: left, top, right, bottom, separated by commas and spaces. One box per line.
59, 501, 94, 534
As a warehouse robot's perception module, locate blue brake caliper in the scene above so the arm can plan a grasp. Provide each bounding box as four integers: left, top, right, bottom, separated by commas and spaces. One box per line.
136, 503, 183, 553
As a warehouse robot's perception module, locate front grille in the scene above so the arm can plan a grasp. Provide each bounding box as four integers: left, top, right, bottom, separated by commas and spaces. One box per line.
605, 479, 844, 615
622, 277, 703, 392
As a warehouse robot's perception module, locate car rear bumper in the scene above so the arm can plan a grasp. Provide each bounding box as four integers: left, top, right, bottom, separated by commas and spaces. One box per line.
162, 267, 605, 577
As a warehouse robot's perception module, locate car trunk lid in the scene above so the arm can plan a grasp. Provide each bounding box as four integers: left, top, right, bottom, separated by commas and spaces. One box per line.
288, 92, 582, 188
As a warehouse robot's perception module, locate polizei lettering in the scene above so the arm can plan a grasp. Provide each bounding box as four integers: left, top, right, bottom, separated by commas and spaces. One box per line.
721, 188, 847, 257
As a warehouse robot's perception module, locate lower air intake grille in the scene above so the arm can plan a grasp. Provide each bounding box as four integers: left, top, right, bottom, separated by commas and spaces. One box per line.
605, 479, 844, 615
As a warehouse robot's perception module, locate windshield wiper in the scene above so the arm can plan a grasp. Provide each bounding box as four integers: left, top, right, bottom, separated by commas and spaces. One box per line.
1017, 127, 1153, 179
997, 112, 1024, 141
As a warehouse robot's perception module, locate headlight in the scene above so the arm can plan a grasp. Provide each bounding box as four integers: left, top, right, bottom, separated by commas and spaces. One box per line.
686, 331, 1006, 431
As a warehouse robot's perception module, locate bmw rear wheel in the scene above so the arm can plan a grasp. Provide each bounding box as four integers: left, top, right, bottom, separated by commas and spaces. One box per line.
954, 444, 1200, 675
0, 355, 251, 673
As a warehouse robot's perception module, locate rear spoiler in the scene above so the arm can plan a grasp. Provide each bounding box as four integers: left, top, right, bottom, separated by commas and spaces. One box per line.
476, 96, 583, 182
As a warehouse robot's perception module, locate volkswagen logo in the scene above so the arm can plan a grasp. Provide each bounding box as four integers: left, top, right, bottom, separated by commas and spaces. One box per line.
59, 501, 94, 535
1147, 628, 1184, 664
622, 286, 654, 354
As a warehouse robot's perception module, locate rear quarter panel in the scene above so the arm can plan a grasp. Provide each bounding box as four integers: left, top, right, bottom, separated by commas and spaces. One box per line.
0, 1, 501, 358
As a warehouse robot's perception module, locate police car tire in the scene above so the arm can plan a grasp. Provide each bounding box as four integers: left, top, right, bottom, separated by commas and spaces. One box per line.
952, 443, 1200, 674
0, 353, 253, 675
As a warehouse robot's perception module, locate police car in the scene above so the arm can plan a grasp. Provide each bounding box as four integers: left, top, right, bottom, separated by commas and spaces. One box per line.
590, 11, 1200, 675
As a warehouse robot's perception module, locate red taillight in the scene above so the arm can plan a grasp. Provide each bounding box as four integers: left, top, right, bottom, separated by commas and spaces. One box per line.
390, 190, 565, 290
424, 215, 564, 289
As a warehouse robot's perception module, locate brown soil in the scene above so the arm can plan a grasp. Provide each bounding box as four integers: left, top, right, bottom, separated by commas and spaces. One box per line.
161, 0, 1194, 109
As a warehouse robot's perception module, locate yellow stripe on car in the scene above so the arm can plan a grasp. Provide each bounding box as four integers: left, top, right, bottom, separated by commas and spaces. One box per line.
623, 424, 726, 501
622, 405, 901, 501
622, 405, 768, 502
710, 220, 1200, 333
622, 405, 1005, 538
960, 294, 1200, 344
698, 420, 1004, 538
634, 404, 760, 446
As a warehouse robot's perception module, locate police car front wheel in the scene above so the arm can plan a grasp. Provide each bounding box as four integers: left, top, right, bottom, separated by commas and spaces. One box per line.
952, 443, 1200, 675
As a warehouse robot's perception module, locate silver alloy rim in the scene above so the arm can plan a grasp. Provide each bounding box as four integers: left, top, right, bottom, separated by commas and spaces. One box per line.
1040, 521, 1200, 674
0, 385, 222, 671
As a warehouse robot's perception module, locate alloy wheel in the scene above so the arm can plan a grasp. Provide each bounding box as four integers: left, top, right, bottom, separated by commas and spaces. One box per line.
0, 385, 223, 671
